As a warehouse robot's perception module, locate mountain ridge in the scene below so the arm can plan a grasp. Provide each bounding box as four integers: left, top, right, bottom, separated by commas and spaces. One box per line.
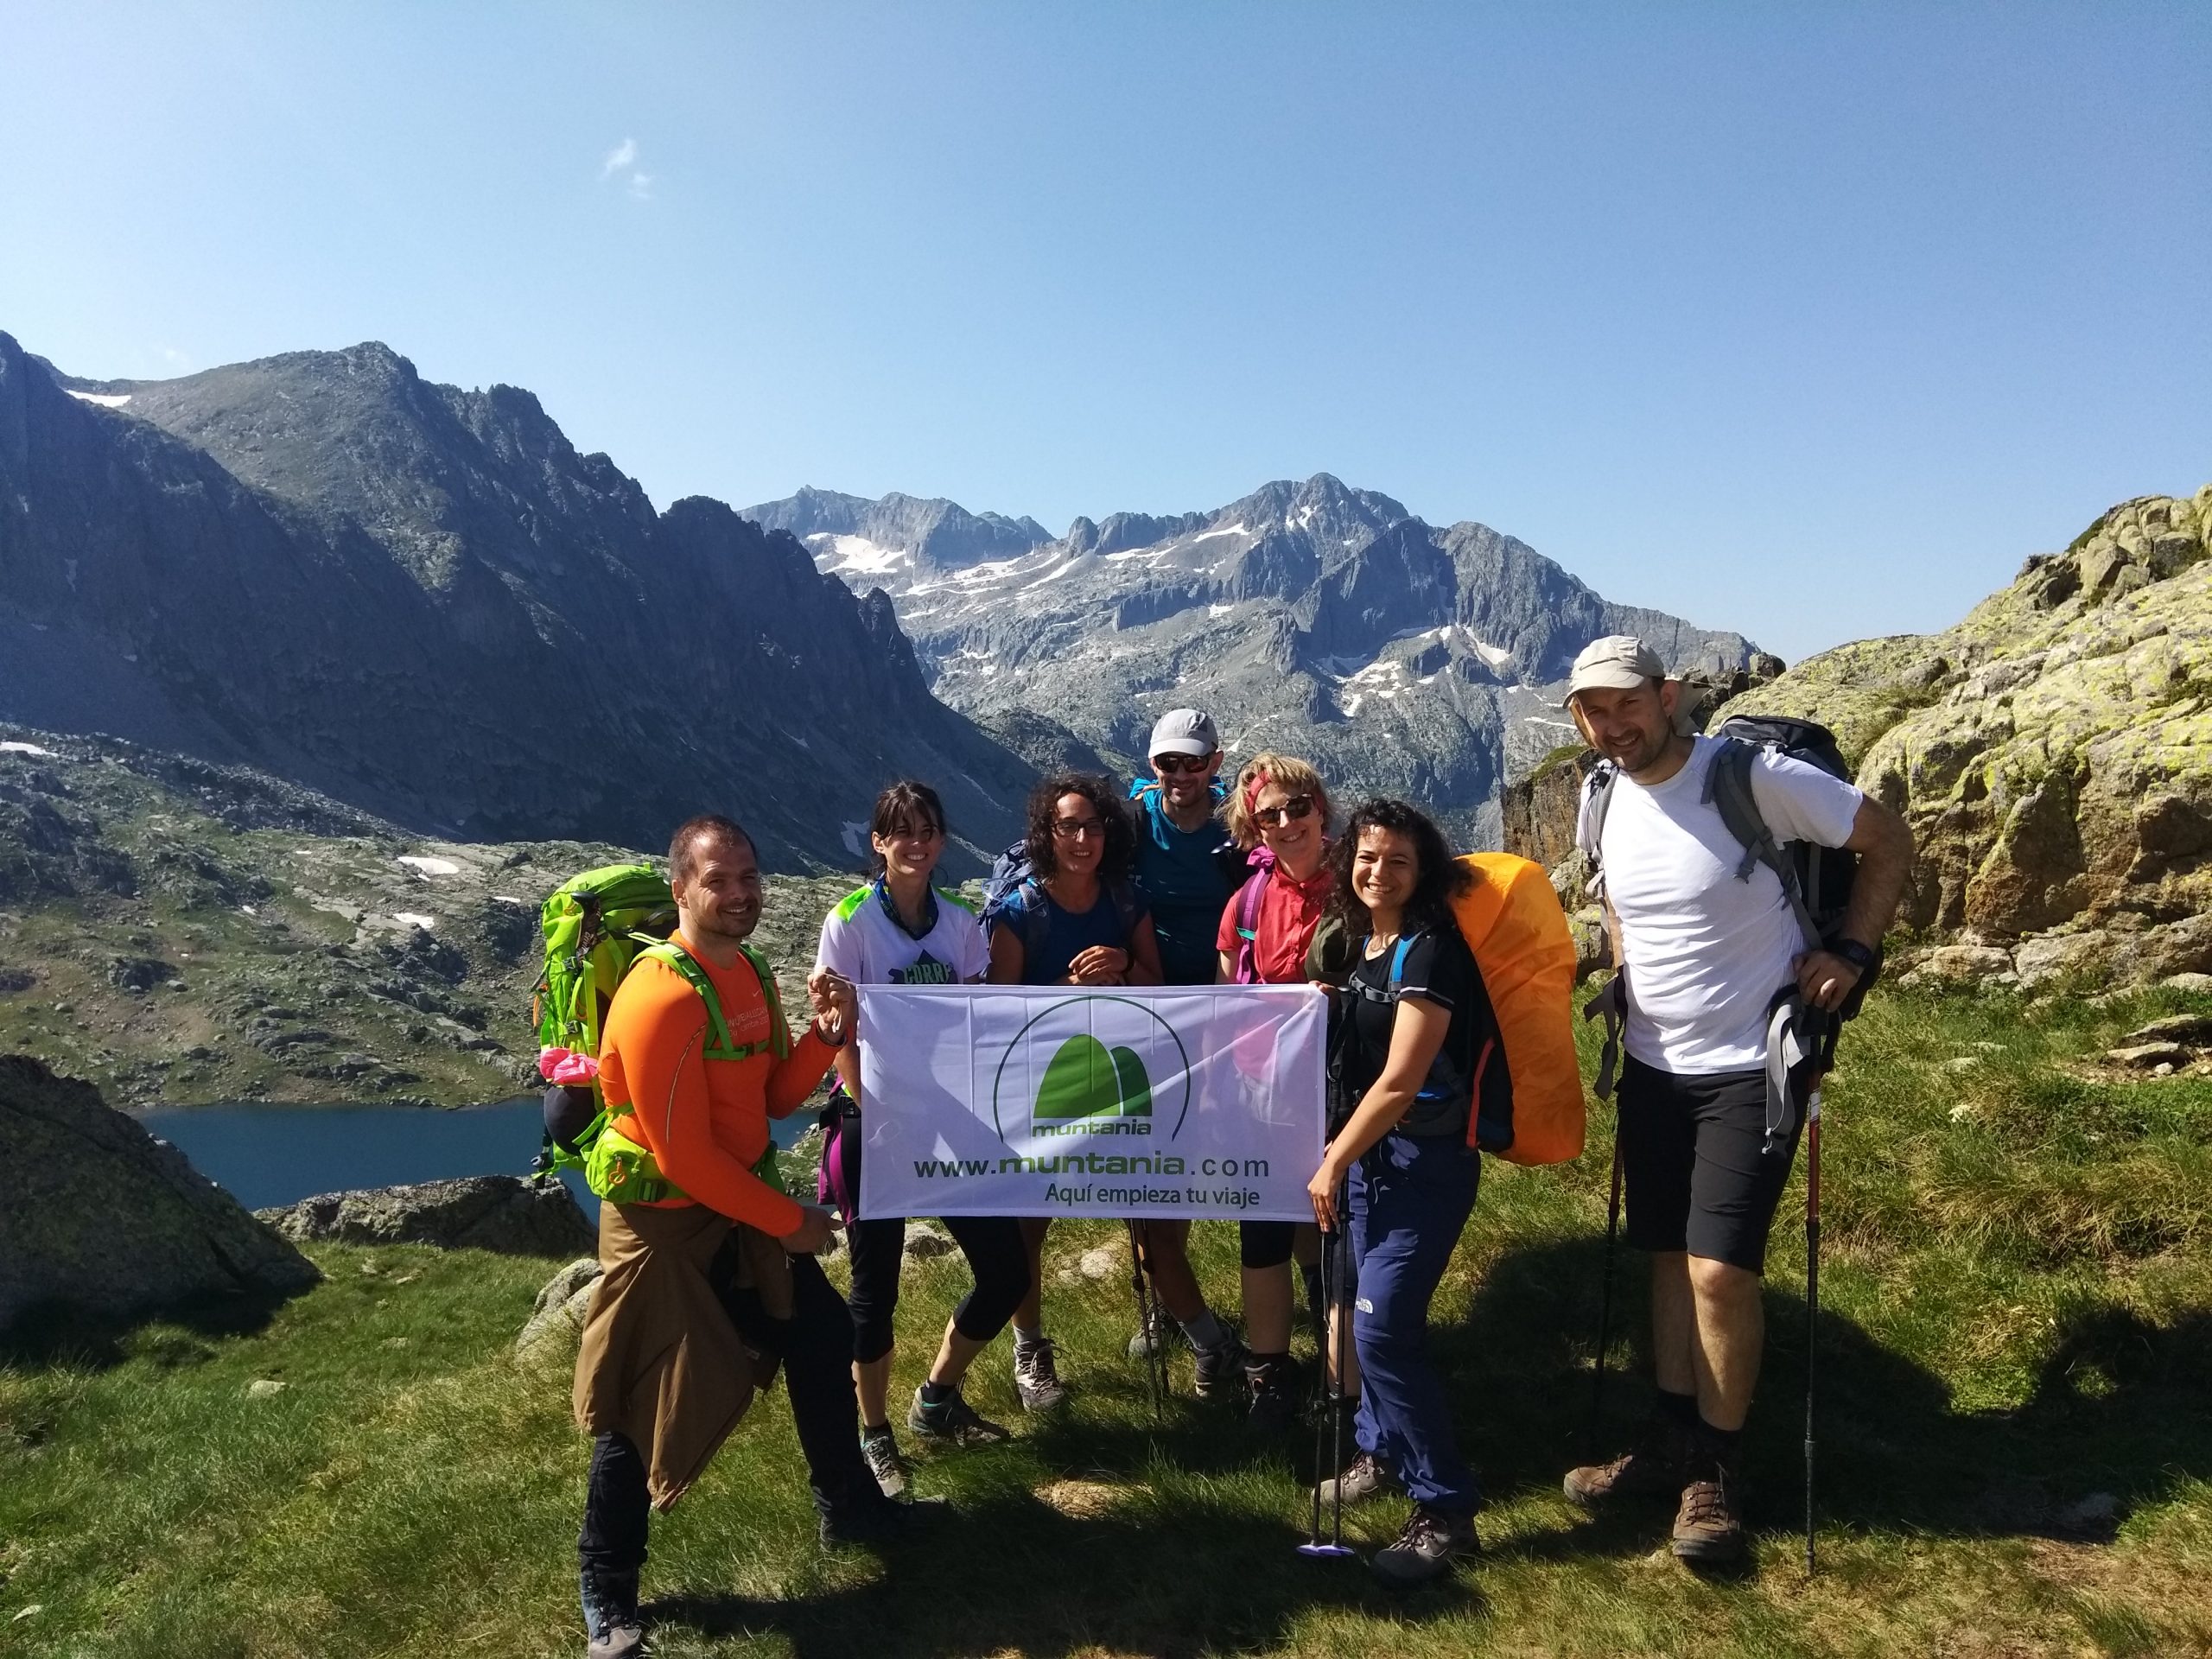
747, 472, 1766, 842
0, 332, 1033, 869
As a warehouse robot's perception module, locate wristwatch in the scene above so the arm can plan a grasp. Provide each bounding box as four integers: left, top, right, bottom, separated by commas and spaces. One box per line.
1827, 938, 1878, 976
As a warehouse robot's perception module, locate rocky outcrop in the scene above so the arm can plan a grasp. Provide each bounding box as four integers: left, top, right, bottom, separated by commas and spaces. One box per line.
514, 1255, 603, 1364
257, 1174, 594, 1256
0, 1054, 319, 1331
1730, 485, 2212, 972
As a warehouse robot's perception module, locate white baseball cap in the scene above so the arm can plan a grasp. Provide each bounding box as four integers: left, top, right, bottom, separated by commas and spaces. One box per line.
1563, 635, 1668, 704
1147, 708, 1220, 758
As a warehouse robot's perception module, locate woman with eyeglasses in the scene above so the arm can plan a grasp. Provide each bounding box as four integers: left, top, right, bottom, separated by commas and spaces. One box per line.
1216, 752, 1343, 1432
1307, 798, 1508, 1586
813, 780, 1031, 1500
987, 771, 1163, 1411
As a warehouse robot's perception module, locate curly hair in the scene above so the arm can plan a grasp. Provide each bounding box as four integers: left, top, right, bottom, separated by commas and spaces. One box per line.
866, 779, 947, 878
1024, 772, 1136, 886
1224, 752, 1333, 851
1330, 798, 1470, 934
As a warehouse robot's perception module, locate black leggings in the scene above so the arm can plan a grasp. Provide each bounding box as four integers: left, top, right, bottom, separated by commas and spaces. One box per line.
829, 1109, 1029, 1364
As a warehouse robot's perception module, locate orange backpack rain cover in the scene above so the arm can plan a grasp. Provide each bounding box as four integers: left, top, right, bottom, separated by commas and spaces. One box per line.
1450, 853, 1585, 1166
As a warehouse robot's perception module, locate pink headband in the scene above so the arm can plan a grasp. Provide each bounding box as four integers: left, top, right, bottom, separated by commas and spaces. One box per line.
1244, 769, 1272, 812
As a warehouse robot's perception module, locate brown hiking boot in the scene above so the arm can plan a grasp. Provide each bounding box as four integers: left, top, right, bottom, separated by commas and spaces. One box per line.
1671, 1464, 1746, 1564
1562, 1415, 1690, 1509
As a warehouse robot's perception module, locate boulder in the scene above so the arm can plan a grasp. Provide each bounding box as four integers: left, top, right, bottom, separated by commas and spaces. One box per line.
903, 1222, 955, 1261
1900, 944, 2018, 988
515, 1255, 602, 1364
1728, 484, 2212, 950
2121, 1014, 2212, 1046
2106, 1042, 2192, 1071
0, 1052, 320, 1332
257, 1174, 594, 1256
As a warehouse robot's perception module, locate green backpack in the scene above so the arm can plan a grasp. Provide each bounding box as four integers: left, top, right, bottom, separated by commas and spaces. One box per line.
532, 861, 791, 1205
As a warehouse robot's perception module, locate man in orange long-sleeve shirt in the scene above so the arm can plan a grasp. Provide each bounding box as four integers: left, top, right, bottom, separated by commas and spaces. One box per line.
574, 813, 929, 1659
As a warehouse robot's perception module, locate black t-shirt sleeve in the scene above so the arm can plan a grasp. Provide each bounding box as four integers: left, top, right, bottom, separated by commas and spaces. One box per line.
1390, 928, 1469, 1013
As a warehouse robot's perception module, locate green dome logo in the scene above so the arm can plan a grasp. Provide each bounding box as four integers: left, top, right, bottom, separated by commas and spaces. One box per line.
1034, 1033, 1154, 1121
989, 995, 1192, 1141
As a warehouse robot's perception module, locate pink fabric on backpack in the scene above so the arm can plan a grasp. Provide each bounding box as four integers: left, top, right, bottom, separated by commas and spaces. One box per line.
537, 1046, 600, 1085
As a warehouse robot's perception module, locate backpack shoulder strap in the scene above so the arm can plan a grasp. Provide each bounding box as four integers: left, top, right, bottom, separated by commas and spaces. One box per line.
736, 941, 793, 1059
636, 938, 739, 1055
1702, 738, 1822, 952
1017, 878, 1052, 966
1580, 761, 1619, 877
1231, 864, 1273, 981
1387, 936, 1414, 994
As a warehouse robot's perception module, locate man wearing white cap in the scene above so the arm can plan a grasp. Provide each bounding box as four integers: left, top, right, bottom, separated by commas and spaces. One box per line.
1122, 708, 1252, 1402
1557, 637, 1911, 1565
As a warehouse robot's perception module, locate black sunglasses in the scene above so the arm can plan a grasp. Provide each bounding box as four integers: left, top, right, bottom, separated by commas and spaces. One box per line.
1255, 796, 1316, 828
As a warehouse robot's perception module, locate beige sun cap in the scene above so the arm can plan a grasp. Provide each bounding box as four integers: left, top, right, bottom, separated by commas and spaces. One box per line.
1147, 708, 1221, 758
1562, 635, 1669, 705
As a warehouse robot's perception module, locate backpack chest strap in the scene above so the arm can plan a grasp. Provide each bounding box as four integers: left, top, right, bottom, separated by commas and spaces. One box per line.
636, 939, 792, 1061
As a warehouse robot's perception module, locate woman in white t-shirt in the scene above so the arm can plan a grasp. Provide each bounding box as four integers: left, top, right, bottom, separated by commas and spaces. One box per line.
813, 780, 1030, 1498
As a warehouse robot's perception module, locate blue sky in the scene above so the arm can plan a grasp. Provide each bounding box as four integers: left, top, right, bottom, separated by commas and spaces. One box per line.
2, 3, 2206, 660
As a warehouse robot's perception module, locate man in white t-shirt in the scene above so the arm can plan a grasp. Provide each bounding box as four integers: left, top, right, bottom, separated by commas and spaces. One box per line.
1557, 636, 1912, 1566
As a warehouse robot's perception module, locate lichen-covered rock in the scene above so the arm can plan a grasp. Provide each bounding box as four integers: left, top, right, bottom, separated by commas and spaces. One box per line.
0, 1053, 320, 1332
257, 1174, 593, 1256
1731, 484, 2212, 945
514, 1255, 602, 1364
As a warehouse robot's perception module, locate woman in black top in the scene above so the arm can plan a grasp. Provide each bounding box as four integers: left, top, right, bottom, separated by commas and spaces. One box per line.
1307, 798, 1508, 1586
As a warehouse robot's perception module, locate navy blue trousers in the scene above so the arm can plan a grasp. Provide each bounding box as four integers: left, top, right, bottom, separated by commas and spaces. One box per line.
1349, 1131, 1482, 1516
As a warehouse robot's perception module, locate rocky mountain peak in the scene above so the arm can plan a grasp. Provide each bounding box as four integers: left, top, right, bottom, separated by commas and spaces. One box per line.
772, 474, 1758, 845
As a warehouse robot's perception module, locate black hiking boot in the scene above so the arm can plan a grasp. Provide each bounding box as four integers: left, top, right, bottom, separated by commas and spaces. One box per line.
1371, 1504, 1480, 1586
1562, 1412, 1693, 1509
579, 1568, 643, 1659
819, 1492, 951, 1549
1192, 1332, 1249, 1402
908, 1383, 1011, 1446
1245, 1351, 1300, 1433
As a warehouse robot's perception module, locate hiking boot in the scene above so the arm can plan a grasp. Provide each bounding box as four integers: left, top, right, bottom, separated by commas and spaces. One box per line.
819, 1492, 951, 1548
859, 1422, 912, 1499
1671, 1463, 1746, 1565
1192, 1333, 1249, 1402
1245, 1353, 1300, 1434
1125, 1302, 1176, 1360
1562, 1414, 1692, 1510
1013, 1337, 1068, 1412
579, 1568, 643, 1659
1318, 1449, 1390, 1507
1371, 1504, 1480, 1586
908, 1383, 1011, 1446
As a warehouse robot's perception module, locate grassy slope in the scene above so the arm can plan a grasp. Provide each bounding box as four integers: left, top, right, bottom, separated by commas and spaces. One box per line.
4, 983, 2210, 1658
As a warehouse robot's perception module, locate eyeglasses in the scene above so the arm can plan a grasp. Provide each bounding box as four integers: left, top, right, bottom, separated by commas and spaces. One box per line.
1051, 817, 1106, 841
1255, 796, 1316, 828
1152, 753, 1212, 775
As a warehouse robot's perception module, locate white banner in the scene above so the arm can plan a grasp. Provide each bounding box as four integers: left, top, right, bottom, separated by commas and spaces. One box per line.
855, 983, 1325, 1221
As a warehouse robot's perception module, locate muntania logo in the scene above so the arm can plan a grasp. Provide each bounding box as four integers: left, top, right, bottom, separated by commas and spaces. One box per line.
990, 995, 1193, 1144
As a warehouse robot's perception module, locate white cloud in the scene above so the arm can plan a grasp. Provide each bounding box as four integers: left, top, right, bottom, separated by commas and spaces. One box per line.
601, 137, 638, 178
628, 170, 653, 200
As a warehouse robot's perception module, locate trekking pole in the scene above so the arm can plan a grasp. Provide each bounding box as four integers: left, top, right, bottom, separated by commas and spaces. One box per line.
1803, 1082, 1823, 1577
1297, 1198, 1355, 1560
1126, 1218, 1166, 1424
1587, 1116, 1624, 1459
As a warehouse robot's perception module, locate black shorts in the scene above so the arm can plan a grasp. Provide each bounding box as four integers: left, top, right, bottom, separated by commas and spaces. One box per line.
1618, 1055, 1802, 1275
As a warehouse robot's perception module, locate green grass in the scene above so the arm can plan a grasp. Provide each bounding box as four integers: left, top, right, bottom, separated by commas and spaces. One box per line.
4, 983, 2210, 1656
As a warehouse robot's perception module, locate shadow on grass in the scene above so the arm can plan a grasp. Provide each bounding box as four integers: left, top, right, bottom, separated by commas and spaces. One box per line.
1448, 1233, 2212, 1555
652, 1483, 1484, 1658
0, 1284, 298, 1370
